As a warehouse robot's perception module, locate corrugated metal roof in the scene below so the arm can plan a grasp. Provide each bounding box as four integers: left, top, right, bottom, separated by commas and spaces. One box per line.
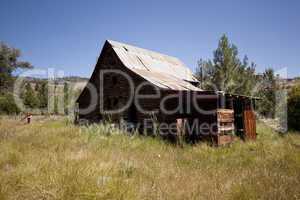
131, 68, 201, 91
107, 40, 200, 91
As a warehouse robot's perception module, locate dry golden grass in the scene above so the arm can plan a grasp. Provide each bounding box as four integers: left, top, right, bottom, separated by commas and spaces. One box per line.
0, 116, 300, 200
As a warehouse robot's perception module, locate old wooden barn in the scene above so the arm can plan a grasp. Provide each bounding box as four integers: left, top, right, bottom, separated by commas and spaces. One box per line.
76, 40, 257, 145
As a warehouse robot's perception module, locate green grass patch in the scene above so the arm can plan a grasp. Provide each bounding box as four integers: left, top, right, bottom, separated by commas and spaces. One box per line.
0, 118, 299, 199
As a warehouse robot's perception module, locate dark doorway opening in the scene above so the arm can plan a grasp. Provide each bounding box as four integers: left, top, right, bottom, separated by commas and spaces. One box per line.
233, 98, 244, 138
128, 103, 137, 123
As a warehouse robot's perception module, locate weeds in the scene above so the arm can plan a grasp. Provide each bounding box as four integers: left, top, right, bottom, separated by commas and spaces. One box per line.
0, 117, 299, 199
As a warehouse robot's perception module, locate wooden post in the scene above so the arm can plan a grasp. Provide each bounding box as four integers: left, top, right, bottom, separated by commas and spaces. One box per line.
176, 118, 186, 148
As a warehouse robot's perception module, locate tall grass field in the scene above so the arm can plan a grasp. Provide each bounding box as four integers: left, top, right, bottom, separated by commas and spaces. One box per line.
0, 116, 300, 200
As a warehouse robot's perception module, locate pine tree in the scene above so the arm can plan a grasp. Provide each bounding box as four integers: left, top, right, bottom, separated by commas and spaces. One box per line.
38, 81, 48, 109
196, 34, 256, 95
23, 83, 39, 109
235, 56, 257, 96
212, 35, 241, 93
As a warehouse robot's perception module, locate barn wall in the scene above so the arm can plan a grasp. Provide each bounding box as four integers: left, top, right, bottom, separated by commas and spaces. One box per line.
77, 42, 256, 142
77, 42, 162, 123
154, 90, 219, 137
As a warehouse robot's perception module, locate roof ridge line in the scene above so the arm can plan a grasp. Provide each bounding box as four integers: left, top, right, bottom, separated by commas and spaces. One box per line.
107, 39, 181, 61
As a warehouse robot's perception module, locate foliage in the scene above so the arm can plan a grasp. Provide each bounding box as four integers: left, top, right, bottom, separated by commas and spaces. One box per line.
37, 81, 48, 109
196, 35, 280, 119
0, 42, 32, 93
0, 42, 33, 114
64, 82, 69, 114
196, 35, 257, 95
23, 82, 39, 109
0, 118, 299, 199
0, 93, 20, 114
256, 68, 277, 118
288, 84, 300, 130
236, 56, 257, 96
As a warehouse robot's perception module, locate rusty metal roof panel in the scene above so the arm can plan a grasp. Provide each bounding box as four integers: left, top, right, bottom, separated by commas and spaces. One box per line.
130, 68, 202, 91
108, 40, 199, 83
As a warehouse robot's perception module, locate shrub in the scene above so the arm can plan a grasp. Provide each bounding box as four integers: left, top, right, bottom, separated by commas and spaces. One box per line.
0, 93, 20, 115
287, 84, 300, 131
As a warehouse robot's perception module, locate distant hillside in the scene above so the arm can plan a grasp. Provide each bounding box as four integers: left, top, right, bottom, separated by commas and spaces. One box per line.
20, 76, 88, 107
21, 76, 88, 91
21, 75, 300, 93
22, 76, 89, 83
56, 76, 89, 82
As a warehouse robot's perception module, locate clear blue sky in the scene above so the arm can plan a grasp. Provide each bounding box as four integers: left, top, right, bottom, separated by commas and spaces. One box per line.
1, 0, 299, 78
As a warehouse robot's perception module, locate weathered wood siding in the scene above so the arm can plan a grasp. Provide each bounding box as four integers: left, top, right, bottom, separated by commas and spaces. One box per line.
77, 42, 161, 123
243, 110, 256, 140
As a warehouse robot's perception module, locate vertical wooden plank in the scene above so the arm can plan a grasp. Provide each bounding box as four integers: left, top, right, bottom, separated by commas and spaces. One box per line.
243, 110, 256, 140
